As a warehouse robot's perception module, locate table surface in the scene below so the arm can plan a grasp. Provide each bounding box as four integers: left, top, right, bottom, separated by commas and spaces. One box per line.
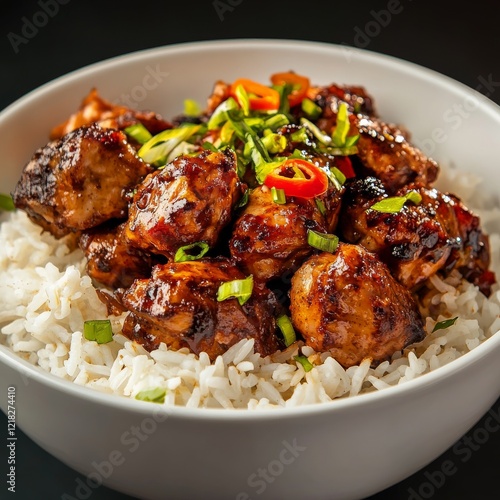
1, 1, 500, 499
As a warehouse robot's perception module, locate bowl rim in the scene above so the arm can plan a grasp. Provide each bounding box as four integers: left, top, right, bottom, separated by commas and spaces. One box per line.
2, 37, 500, 421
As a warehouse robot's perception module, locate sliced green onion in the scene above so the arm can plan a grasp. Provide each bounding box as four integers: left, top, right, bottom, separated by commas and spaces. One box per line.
234, 84, 250, 116
262, 133, 287, 154
207, 97, 239, 130
202, 141, 219, 152
323, 146, 359, 156
432, 316, 458, 333
217, 275, 254, 306
300, 117, 332, 145
369, 190, 423, 214
290, 127, 310, 144
315, 198, 326, 215
301, 98, 322, 120
331, 166, 346, 186
174, 242, 210, 262
332, 102, 350, 147
237, 189, 249, 208
183, 98, 201, 117
83, 320, 113, 344
271, 187, 286, 204
124, 123, 153, 145
135, 388, 166, 404
0, 193, 15, 212
277, 315, 296, 347
294, 355, 314, 372
345, 134, 360, 147
307, 229, 339, 253
276, 83, 293, 115
264, 113, 289, 131
138, 125, 201, 167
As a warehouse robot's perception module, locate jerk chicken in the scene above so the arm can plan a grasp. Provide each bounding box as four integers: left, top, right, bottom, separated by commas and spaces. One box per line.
10, 72, 496, 369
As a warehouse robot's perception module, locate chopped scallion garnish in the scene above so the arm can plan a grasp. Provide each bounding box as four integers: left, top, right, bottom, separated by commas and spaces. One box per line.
83, 319, 113, 344
135, 388, 166, 404
138, 125, 201, 167
369, 190, 422, 214
217, 275, 254, 306
124, 123, 153, 145
234, 84, 250, 116
307, 229, 339, 253
277, 315, 296, 347
301, 98, 322, 120
0, 193, 15, 212
315, 198, 326, 215
432, 317, 458, 333
294, 355, 314, 372
207, 97, 239, 130
300, 117, 331, 145
262, 133, 287, 154
271, 187, 286, 204
174, 242, 210, 262
183, 98, 201, 117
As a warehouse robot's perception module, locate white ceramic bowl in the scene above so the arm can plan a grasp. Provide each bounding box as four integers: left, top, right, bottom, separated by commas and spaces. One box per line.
1, 39, 500, 500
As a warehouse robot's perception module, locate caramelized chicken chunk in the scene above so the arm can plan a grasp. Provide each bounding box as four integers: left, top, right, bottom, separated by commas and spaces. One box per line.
309, 83, 377, 117
354, 116, 439, 193
121, 258, 281, 359
79, 221, 157, 289
290, 244, 425, 368
125, 149, 244, 259
340, 177, 493, 294
229, 185, 333, 282
50, 88, 172, 140
313, 85, 438, 193
12, 123, 152, 238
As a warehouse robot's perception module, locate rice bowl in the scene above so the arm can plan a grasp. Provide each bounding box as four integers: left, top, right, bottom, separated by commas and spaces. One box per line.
1, 39, 500, 500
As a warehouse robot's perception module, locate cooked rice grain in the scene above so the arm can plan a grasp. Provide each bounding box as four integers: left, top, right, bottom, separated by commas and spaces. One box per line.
1, 169, 500, 409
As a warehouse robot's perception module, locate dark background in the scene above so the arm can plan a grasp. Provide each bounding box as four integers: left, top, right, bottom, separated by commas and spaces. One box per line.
1, 0, 500, 499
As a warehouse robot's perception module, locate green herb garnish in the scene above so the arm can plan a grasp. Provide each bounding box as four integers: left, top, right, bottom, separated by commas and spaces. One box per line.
83, 320, 113, 344
432, 317, 459, 333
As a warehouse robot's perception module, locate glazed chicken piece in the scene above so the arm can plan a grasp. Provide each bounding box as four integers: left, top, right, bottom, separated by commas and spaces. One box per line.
79, 221, 158, 290
308, 83, 377, 117
290, 244, 425, 368
50, 88, 172, 141
125, 149, 244, 259
229, 184, 338, 282
120, 258, 282, 359
340, 177, 494, 295
312, 85, 439, 193
12, 123, 152, 238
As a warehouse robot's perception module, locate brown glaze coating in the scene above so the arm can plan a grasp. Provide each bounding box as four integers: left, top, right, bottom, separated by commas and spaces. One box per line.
12, 123, 152, 238
229, 185, 330, 282
312, 83, 439, 193
290, 244, 425, 368
121, 258, 281, 360
340, 177, 493, 294
79, 221, 158, 289
125, 149, 244, 259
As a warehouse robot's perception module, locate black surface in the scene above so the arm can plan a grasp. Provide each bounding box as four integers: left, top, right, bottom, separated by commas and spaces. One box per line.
1, 1, 500, 499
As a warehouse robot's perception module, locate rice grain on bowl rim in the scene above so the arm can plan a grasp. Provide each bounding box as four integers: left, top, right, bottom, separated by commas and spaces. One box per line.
1, 162, 499, 410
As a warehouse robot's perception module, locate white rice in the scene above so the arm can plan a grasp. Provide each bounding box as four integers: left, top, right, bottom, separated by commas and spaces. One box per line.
1, 166, 500, 409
